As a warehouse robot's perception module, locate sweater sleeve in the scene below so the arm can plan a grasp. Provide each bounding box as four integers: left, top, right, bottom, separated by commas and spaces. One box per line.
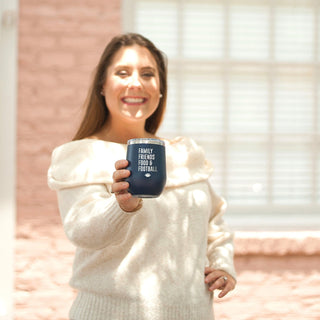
56, 183, 141, 250
47, 139, 142, 250
206, 181, 237, 280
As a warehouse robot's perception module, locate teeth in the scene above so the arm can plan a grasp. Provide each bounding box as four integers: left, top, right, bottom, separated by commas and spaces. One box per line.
123, 97, 145, 103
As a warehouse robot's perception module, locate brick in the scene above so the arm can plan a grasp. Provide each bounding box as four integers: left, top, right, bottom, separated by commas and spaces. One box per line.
37, 52, 76, 70
16, 0, 122, 235
19, 35, 58, 50
58, 35, 101, 50
17, 0, 121, 226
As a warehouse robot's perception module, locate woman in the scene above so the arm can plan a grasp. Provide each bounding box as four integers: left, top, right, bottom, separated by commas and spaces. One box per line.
48, 33, 236, 320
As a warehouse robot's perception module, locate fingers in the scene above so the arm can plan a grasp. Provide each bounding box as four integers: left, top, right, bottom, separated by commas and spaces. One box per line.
204, 267, 221, 284
218, 281, 234, 298
111, 181, 130, 195
113, 160, 130, 182
112, 160, 130, 194
204, 267, 236, 298
204, 266, 214, 275
115, 159, 129, 171
205, 271, 225, 291
112, 160, 142, 212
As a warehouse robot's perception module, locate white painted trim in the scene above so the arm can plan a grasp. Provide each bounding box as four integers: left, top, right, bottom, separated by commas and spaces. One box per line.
0, 0, 18, 318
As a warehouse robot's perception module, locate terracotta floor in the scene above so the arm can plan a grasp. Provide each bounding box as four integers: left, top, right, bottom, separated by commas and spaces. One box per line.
15, 218, 320, 320
15, 218, 76, 320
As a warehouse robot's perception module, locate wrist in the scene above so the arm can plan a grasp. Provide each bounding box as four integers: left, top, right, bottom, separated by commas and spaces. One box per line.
120, 198, 143, 213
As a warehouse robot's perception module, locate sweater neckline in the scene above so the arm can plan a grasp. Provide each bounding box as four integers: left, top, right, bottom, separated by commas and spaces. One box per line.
70, 136, 187, 147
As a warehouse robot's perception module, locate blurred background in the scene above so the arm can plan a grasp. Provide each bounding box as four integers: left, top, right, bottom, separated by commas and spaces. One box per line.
1, 0, 319, 319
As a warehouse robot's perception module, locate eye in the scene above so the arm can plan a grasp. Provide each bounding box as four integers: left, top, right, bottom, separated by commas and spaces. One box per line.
142, 72, 155, 78
116, 70, 129, 77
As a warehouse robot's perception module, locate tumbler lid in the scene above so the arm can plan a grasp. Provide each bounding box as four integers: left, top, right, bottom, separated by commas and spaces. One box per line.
127, 138, 165, 146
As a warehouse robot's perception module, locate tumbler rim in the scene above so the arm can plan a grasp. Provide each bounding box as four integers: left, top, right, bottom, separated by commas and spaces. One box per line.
127, 138, 165, 146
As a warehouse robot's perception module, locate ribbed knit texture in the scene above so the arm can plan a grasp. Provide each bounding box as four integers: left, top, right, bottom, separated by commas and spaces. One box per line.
48, 136, 236, 320
70, 292, 214, 320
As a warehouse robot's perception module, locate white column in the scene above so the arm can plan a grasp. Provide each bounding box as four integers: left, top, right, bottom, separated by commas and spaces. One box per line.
0, 0, 18, 319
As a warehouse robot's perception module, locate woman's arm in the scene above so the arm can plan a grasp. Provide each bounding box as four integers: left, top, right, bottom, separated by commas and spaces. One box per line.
205, 181, 237, 297
57, 183, 142, 251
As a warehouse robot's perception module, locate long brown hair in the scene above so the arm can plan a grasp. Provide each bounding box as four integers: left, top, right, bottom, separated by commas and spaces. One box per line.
73, 33, 167, 141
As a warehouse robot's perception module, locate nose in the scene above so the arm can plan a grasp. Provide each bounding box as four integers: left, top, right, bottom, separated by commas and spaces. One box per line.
127, 73, 142, 89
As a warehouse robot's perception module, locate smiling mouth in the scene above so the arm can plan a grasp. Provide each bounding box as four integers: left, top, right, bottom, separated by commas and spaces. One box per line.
121, 97, 147, 105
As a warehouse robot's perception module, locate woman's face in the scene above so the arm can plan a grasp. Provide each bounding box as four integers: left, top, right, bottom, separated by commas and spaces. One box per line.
102, 45, 161, 126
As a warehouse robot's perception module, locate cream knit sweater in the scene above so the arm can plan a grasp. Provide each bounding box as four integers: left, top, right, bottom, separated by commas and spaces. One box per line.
48, 136, 236, 320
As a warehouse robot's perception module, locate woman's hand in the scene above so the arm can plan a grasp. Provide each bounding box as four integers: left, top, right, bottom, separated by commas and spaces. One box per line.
112, 160, 142, 212
204, 267, 236, 298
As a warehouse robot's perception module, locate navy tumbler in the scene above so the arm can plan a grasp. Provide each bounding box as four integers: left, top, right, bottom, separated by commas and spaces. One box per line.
126, 138, 166, 198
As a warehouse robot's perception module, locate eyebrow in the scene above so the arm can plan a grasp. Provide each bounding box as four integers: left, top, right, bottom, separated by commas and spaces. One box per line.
114, 65, 157, 71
